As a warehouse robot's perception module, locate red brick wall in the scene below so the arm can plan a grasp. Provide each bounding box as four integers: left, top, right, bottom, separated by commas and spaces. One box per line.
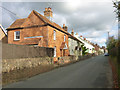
8, 26, 48, 47
7, 10, 69, 57
8, 25, 69, 58
8, 29, 21, 44
21, 11, 45, 27
47, 26, 69, 57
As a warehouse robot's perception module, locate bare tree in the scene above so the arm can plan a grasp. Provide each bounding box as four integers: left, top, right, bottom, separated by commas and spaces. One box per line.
113, 0, 120, 21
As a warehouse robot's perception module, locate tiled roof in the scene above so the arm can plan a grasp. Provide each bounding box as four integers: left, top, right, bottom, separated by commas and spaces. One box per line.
33, 10, 68, 34
7, 10, 68, 34
7, 10, 83, 44
7, 18, 26, 29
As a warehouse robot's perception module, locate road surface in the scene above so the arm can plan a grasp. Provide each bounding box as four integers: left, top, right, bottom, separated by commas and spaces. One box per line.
4, 55, 113, 88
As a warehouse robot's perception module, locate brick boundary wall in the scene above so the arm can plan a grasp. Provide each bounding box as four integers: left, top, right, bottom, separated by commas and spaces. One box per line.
2, 43, 54, 59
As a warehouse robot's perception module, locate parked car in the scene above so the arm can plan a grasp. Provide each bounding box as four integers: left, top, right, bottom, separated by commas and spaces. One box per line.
104, 53, 109, 56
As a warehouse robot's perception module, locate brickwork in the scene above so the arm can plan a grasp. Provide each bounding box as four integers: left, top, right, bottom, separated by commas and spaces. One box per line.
7, 9, 70, 58
48, 26, 69, 57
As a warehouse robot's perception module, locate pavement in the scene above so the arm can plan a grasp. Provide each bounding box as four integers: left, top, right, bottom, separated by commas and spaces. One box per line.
3, 55, 113, 88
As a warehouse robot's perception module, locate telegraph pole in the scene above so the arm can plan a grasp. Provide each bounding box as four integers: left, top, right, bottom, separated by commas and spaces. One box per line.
108, 32, 109, 40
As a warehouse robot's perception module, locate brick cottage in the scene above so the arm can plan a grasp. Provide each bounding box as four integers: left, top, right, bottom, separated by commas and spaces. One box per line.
7, 7, 71, 60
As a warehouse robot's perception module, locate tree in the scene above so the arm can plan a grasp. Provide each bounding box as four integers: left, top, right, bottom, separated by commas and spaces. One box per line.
113, 0, 120, 21
81, 45, 88, 56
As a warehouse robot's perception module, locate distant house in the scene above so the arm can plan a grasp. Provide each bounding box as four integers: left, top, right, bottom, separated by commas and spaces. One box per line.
68, 29, 83, 58
74, 34, 95, 54
0, 24, 7, 43
92, 44, 101, 55
7, 7, 73, 60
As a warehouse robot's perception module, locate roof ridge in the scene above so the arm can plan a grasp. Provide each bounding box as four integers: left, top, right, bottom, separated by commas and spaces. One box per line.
17, 18, 26, 20
32, 10, 47, 24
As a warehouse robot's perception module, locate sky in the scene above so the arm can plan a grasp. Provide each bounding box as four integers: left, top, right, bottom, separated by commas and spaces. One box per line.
1, 0, 118, 47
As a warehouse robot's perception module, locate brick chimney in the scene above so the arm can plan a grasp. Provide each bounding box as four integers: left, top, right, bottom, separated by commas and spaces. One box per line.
80, 35, 84, 40
44, 7, 53, 21
75, 33, 79, 38
84, 38, 86, 40
71, 29, 74, 36
62, 24, 68, 31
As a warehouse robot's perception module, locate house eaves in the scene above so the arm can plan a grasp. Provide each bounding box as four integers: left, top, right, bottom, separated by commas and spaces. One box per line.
0, 24, 7, 36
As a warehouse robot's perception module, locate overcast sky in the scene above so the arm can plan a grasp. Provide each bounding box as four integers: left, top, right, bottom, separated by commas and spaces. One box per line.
1, 0, 118, 47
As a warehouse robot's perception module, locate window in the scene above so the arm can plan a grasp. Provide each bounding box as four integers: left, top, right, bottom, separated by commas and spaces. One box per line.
75, 46, 78, 50
14, 31, 20, 40
54, 46, 56, 57
54, 30, 56, 40
64, 35, 66, 42
79, 47, 81, 51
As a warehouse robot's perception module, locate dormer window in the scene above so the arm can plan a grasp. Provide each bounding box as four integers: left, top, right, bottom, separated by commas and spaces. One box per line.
14, 31, 20, 40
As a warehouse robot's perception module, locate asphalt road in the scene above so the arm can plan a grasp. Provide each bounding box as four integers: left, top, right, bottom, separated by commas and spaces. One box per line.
4, 55, 113, 88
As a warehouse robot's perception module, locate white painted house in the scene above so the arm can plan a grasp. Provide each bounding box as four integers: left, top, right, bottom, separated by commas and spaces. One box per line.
74, 34, 95, 54
68, 30, 83, 57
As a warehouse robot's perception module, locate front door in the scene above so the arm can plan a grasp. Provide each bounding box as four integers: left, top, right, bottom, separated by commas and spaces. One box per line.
60, 49, 62, 57
63, 50, 65, 56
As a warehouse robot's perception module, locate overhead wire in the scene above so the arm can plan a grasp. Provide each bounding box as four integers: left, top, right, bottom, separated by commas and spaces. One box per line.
0, 6, 22, 19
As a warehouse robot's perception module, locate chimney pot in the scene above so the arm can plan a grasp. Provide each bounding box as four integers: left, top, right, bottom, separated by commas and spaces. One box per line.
45, 8, 48, 11
72, 29, 74, 32
71, 29, 74, 36
63, 24, 65, 27
48, 7, 51, 11
44, 7, 53, 20
62, 24, 68, 31
76, 33, 78, 35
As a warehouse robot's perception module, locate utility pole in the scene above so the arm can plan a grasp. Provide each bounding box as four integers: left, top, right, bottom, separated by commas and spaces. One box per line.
108, 32, 109, 40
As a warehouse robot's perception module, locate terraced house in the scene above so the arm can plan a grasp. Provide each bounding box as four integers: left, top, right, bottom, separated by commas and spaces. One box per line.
7, 7, 71, 60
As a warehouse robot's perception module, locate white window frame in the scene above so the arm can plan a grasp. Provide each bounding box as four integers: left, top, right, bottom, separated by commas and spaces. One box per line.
14, 31, 20, 40
64, 35, 66, 42
54, 46, 56, 57
54, 30, 56, 40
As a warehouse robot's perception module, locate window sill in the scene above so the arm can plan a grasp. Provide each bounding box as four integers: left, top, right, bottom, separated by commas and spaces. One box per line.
14, 39, 20, 41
